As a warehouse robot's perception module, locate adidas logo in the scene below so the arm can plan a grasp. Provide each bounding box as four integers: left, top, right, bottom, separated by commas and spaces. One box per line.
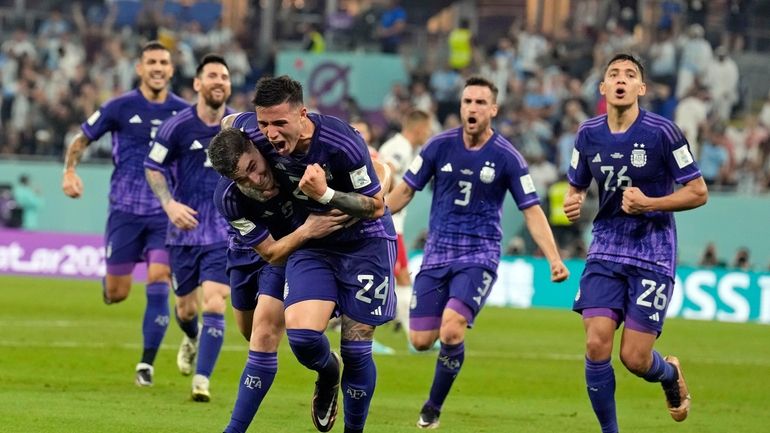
129, 114, 143, 124
441, 163, 453, 172
189, 140, 203, 150
370, 306, 382, 316
592, 153, 601, 163
649, 312, 660, 322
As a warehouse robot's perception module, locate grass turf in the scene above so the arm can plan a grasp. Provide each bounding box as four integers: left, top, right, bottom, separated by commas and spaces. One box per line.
0, 275, 768, 432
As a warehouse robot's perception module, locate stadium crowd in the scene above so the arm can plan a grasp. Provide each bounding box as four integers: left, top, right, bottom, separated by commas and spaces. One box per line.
0, 0, 768, 263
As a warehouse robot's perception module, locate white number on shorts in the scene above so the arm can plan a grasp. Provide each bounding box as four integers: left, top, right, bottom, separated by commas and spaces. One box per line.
454, 180, 472, 206
355, 275, 389, 304
636, 279, 668, 311
472, 271, 494, 306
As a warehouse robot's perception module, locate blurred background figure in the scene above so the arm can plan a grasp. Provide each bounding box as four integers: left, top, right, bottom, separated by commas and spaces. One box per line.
12, 174, 44, 230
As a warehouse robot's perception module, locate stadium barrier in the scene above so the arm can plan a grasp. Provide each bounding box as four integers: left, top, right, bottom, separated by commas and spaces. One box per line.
407, 254, 770, 325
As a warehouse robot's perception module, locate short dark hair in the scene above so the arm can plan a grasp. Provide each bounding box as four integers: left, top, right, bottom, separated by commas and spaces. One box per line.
208, 127, 253, 179
464, 76, 498, 101
605, 53, 645, 80
140, 40, 170, 56
196, 53, 229, 77
251, 75, 304, 108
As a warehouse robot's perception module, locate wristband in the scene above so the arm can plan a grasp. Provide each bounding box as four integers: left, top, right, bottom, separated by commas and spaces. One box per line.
317, 187, 335, 204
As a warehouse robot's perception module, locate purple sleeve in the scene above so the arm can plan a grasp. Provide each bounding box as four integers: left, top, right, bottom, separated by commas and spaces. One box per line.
214, 183, 270, 247
662, 123, 702, 184
81, 100, 118, 141
402, 139, 437, 191
143, 115, 180, 171
567, 129, 592, 189
504, 150, 540, 210
325, 126, 382, 197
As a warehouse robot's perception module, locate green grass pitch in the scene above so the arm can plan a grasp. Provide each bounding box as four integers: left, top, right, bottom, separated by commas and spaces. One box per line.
1, 275, 768, 432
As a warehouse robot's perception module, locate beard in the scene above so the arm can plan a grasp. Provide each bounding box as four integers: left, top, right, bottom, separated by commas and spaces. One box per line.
202, 87, 228, 109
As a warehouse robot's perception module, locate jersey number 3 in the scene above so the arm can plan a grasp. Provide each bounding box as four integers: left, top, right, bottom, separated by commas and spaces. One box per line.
454, 180, 472, 206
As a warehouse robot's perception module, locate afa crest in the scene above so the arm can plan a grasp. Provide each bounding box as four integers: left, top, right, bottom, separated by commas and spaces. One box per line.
479, 161, 496, 184
631, 143, 647, 168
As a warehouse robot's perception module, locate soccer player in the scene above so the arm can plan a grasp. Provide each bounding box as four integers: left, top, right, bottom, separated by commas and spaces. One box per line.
377, 109, 432, 338
386, 76, 569, 429
143, 53, 233, 402
211, 125, 350, 433
563, 53, 708, 432
211, 75, 397, 433
61, 40, 189, 387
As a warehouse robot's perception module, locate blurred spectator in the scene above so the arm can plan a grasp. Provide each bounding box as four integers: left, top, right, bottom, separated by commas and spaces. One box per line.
429, 64, 463, 124
676, 24, 713, 99
731, 247, 752, 271
376, 0, 406, 54
698, 124, 731, 187
504, 236, 526, 256
686, 0, 709, 27
648, 28, 677, 87
12, 174, 44, 230
674, 86, 710, 158
705, 46, 740, 121
448, 18, 473, 71
547, 176, 583, 258
724, 0, 751, 53
699, 242, 726, 267
302, 23, 326, 53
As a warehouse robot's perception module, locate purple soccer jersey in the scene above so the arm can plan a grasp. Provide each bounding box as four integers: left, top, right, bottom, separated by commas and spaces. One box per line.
213, 176, 304, 252
144, 105, 233, 246
234, 112, 396, 244
403, 127, 540, 271
81, 89, 189, 215
567, 109, 702, 278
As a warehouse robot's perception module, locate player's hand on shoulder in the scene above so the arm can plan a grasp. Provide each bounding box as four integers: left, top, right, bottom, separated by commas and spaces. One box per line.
62, 170, 83, 198
164, 199, 199, 230
550, 260, 569, 282
621, 187, 649, 215
305, 209, 353, 238
299, 163, 328, 201
562, 194, 583, 222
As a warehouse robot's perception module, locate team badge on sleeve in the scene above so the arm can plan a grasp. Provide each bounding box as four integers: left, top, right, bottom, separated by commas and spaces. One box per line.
148, 142, 169, 163
349, 166, 372, 189
87, 110, 101, 126
230, 218, 256, 236
672, 145, 694, 168
570, 148, 580, 169
520, 174, 536, 194
409, 155, 423, 174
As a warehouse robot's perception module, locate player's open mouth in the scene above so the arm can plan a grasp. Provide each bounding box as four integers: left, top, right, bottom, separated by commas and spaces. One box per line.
467, 116, 478, 125
272, 141, 286, 151
615, 89, 626, 97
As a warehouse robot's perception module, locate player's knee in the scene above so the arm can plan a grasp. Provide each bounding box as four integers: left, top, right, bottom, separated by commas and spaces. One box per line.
619, 349, 650, 376
250, 327, 282, 352
175, 302, 197, 321
439, 322, 465, 345
585, 336, 613, 361
410, 334, 437, 351
104, 283, 130, 303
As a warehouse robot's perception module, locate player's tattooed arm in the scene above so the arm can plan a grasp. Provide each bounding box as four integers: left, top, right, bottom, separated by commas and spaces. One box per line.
63, 132, 90, 172
327, 190, 384, 219
146, 168, 200, 230
300, 163, 385, 219
145, 168, 173, 206
62, 132, 92, 198
341, 316, 375, 341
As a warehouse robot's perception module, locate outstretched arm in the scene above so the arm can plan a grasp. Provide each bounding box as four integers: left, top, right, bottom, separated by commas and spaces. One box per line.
62, 132, 91, 198
386, 180, 416, 214
145, 167, 199, 230
299, 163, 385, 219
254, 211, 351, 264
522, 205, 569, 282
